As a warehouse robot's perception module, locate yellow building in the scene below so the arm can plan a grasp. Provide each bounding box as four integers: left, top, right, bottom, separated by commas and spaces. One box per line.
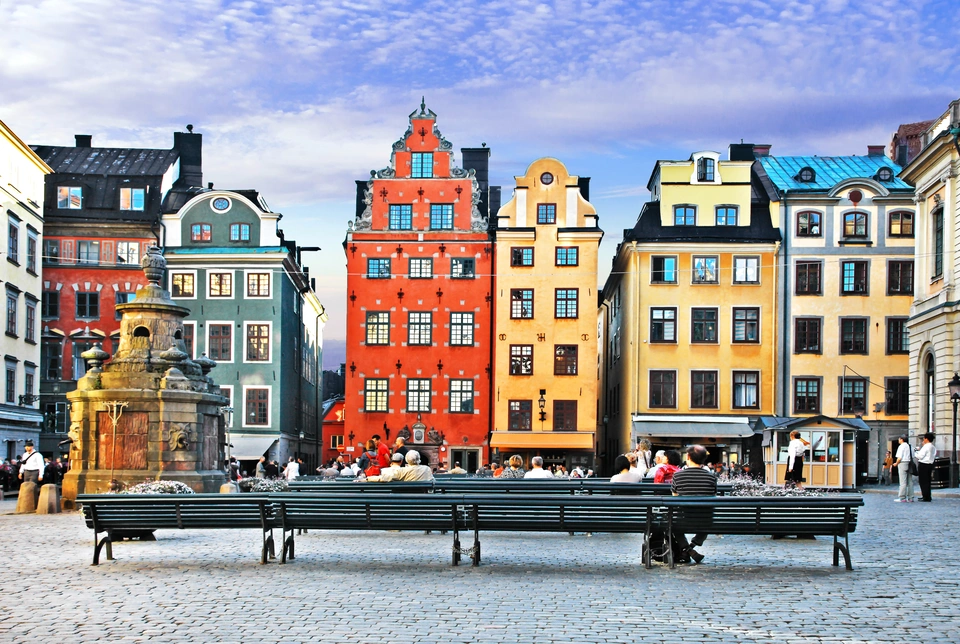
490, 158, 602, 471
600, 146, 780, 472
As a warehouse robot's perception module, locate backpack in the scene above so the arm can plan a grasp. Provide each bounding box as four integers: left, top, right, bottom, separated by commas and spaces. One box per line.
363, 450, 381, 476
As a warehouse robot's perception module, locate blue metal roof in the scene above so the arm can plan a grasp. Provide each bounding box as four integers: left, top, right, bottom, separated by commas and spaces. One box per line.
759, 155, 912, 193
165, 247, 286, 255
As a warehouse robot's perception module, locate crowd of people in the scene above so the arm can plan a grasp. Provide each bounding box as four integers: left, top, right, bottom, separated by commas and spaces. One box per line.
1, 440, 69, 492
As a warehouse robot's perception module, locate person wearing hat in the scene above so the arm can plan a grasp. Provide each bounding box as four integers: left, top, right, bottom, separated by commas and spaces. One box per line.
366, 452, 406, 482
18, 440, 44, 485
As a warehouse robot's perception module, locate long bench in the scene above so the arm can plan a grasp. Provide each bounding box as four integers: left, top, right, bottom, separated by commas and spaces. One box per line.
78, 494, 276, 565
287, 479, 733, 496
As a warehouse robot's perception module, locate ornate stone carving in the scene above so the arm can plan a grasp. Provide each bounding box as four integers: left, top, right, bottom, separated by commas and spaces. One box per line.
398, 426, 411, 441
141, 245, 165, 285
167, 424, 190, 451
355, 178, 374, 230
375, 167, 396, 179
81, 343, 110, 373
427, 428, 443, 444
433, 124, 452, 151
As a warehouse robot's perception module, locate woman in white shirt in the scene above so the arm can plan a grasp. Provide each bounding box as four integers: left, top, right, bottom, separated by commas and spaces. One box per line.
785, 431, 810, 488
915, 432, 938, 502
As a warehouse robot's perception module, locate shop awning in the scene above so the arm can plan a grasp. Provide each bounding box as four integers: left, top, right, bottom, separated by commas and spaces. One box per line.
229, 436, 277, 460
490, 431, 594, 450
632, 416, 755, 439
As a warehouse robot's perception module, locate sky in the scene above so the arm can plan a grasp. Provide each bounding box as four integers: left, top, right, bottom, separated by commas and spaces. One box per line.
2, 0, 958, 368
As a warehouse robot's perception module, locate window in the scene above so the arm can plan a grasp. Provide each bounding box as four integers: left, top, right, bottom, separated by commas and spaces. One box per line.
72, 340, 93, 379
651, 308, 677, 342
553, 400, 577, 431
42, 343, 61, 380
716, 206, 738, 226
330, 434, 344, 451
537, 204, 556, 224
691, 371, 718, 408
843, 211, 867, 237
229, 223, 251, 242
508, 400, 532, 430
674, 205, 696, 226
116, 241, 139, 265
5, 363, 14, 404
886, 378, 909, 415
408, 312, 432, 345
450, 380, 474, 413
691, 308, 717, 343
649, 371, 676, 408
245, 323, 270, 361
430, 204, 453, 230
887, 318, 908, 354
389, 205, 413, 230
651, 256, 677, 283
42, 291, 59, 319
934, 208, 944, 278
733, 371, 759, 409
182, 323, 195, 358
733, 308, 760, 343
733, 256, 759, 283
367, 259, 391, 280
509, 345, 533, 375
841, 378, 866, 414
511, 247, 534, 267
409, 258, 432, 278
888, 211, 914, 237
114, 292, 135, 320
798, 167, 815, 183
840, 318, 867, 354
57, 186, 82, 209
171, 273, 195, 298
7, 221, 18, 264
510, 289, 533, 319
25, 301, 36, 342
796, 211, 822, 237
24, 369, 34, 403
208, 324, 232, 361
5, 294, 16, 336
76, 292, 99, 319
364, 379, 388, 412
43, 239, 59, 264
245, 388, 269, 425
120, 187, 145, 211
556, 247, 579, 266
692, 256, 718, 284
795, 261, 822, 295
841, 261, 868, 294
794, 318, 821, 353
887, 261, 913, 295
554, 345, 578, 375
451, 258, 475, 279
555, 288, 578, 319
406, 379, 431, 412
77, 240, 99, 265
190, 223, 212, 242
794, 378, 820, 413
208, 272, 233, 297
246, 272, 271, 297
411, 152, 433, 178
450, 312, 474, 346
365, 312, 390, 345
697, 157, 715, 182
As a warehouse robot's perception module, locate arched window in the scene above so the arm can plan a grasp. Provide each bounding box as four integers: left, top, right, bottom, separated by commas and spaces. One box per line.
924, 354, 935, 432
843, 211, 868, 238
796, 211, 822, 237
697, 157, 715, 182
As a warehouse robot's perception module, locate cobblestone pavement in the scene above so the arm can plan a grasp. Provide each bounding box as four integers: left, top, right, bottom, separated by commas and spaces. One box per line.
0, 491, 957, 643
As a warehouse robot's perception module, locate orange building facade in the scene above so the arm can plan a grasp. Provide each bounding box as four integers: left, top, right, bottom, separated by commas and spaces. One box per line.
343, 103, 497, 472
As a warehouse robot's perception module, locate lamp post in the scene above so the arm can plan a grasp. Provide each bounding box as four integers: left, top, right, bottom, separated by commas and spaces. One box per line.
948, 373, 960, 489
538, 389, 547, 429
220, 406, 234, 462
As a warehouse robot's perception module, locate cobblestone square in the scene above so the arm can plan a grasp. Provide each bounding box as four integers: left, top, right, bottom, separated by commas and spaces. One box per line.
1, 491, 957, 643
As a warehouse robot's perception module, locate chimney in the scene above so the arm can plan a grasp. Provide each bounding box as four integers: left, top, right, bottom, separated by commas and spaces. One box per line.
462, 147, 492, 219
173, 129, 203, 188
867, 145, 885, 157
752, 144, 771, 157
578, 177, 591, 202
728, 143, 755, 161
75, 135, 92, 148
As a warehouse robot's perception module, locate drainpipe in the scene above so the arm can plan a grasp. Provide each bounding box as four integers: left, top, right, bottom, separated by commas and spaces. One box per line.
487, 237, 496, 464
780, 193, 789, 417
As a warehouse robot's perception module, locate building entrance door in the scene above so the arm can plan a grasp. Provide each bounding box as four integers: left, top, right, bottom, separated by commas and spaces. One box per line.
450, 448, 479, 473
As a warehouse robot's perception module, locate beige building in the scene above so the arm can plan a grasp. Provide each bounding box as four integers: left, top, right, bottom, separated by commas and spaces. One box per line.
0, 119, 50, 459
490, 158, 602, 471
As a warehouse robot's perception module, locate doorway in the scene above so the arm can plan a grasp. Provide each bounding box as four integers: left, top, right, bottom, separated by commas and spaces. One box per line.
450, 448, 480, 473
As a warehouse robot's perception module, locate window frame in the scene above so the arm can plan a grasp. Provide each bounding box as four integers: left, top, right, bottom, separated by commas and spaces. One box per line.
840, 377, 867, 415
796, 210, 822, 237
115, 241, 139, 266
554, 344, 578, 376
208, 271, 234, 299
691, 307, 718, 344
243, 321, 272, 363
76, 240, 100, 265
885, 377, 909, 415
7, 220, 19, 264
886, 317, 909, 355
170, 271, 197, 299
733, 256, 760, 284
408, 258, 433, 279
508, 400, 532, 431
407, 311, 432, 346
43, 239, 60, 265
697, 157, 715, 182
450, 258, 475, 279
692, 256, 718, 284
842, 211, 868, 238
732, 307, 760, 343
364, 378, 389, 412
365, 312, 390, 346
75, 292, 99, 320
206, 322, 234, 362
245, 271, 272, 298
537, 203, 557, 225
510, 289, 534, 319
690, 370, 718, 409
794, 317, 822, 354
793, 377, 821, 414
840, 260, 869, 295
120, 187, 146, 211
449, 379, 474, 413
552, 400, 578, 432
57, 186, 82, 210
181, 321, 196, 359
24, 300, 36, 343
411, 152, 434, 179
429, 204, 454, 230
229, 223, 251, 242
190, 223, 213, 243
5, 292, 17, 336
839, 317, 868, 355
406, 378, 432, 413
366, 258, 391, 280
554, 288, 579, 319
887, 260, 913, 296
509, 344, 533, 376
651, 256, 678, 284
510, 247, 534, 267
715, 205, 738, 226
934, 207, 944, 278
555, 247, 579, 266
732, 370, 760, 409
888, 210, 914, 238
450, 312, 474, 346
114, 291, 135, 320
649, 370, 677, 409
650, 307, 677, 343
674, 205, 696, 226
242, 385, 271, 427
389, 204, 413, 231
41, 291, 59, 319
795, 261, 822, 295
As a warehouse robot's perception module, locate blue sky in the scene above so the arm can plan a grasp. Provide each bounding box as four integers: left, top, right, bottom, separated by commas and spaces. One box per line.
2, 0, 958, 365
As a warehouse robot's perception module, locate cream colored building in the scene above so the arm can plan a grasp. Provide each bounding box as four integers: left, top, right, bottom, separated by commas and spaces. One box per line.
491, 158, 602, 471
0, 119, 49, 459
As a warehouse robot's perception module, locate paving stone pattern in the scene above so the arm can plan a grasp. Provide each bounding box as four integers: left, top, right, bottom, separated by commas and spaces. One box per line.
0, 492, 957, 643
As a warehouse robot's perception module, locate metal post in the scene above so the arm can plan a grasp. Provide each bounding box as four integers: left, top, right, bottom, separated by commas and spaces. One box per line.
101, 401, 128, 487
952, 395, 958, 489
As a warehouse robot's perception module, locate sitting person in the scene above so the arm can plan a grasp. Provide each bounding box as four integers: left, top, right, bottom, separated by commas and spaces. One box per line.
496, 454, 526, 479
523, 455, 554, 479
610, 454, 641, 483
448, 461, 467, 474
366, 452, 405, 482
653, 450, 682, 483
644, 450, 667, 480
670, 445, 717, 564
389, 450, 434, 482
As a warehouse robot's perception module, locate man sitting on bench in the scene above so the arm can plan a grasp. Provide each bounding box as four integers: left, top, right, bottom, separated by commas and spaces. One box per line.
671, 445, 717, 564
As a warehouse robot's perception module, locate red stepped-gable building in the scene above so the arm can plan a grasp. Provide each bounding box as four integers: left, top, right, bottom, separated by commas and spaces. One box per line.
344, 101, 499, 472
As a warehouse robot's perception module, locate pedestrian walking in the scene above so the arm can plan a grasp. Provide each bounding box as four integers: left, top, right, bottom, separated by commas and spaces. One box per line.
916, 433, 937, 502
785, 430, 810, 487
880, 451, 893, 485
893, 435, 916, 502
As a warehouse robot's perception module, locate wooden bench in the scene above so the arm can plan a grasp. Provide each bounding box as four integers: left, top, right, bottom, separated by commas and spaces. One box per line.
78, 494, 276, 566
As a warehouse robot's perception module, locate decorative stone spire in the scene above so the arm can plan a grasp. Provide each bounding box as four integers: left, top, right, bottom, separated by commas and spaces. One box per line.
141, 245, 165, 285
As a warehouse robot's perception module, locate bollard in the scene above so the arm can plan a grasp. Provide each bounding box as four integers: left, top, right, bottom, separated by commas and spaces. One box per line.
219, 482, 239, 494
37, 484, 61, 514
16, 482, 38, 513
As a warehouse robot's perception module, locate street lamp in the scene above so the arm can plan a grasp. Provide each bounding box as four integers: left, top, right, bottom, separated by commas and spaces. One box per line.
220, 406, 234, 462
538, 389, 547, 426
948, 373, 960, 488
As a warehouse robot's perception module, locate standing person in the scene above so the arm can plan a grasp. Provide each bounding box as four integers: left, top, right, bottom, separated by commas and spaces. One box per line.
18, 440, 43, 486
265, 460, 280, 478
393, 437, 409, 465
43, 457, 59, 485
893, 435, 915, 503
880, 451, 893, 485
282, 456, 300, 481
255, 456, 267, 479
634, 440, 653, 478
785, 431, 810, 488
371, 434, 391, 469
915, 433, 938, 502
670, 445, 717, 564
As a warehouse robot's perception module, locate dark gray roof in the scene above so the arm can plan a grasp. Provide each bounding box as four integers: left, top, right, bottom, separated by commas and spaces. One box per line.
31, 145, 179, 177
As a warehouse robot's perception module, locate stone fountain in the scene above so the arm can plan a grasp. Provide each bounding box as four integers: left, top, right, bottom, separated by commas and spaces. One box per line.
62, 246, 228, 507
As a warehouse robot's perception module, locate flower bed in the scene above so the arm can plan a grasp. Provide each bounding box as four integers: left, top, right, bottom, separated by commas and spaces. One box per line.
118, 480, 195, 495
237, 477, 289, 493
720, 474, 824, 497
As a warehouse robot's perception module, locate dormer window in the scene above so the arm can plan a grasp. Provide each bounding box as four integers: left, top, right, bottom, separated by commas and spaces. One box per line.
120, 187, 145, 211
797, 167, 816, 183
876, 167, 894, 182
674, 205, 696, 226
57, 186, 82, 209
697, 157, 715, 182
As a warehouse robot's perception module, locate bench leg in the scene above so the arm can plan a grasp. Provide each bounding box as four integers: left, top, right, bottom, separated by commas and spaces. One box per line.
261, 530, 275, 565
666, 512, 675, 569
281, 531, 295, 564
833, 535, 853, 570
92, 535, 112, 566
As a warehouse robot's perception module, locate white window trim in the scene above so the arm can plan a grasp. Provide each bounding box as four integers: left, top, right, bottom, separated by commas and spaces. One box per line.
243, 269, 272, 299
205, 320, 235, 363
732, 255, 761, 285
181, 321, 197, 359
689, 369, 721, 409
731, 304, 763, 344
646, 368, 679, 410
732, 369, 762, 410
243, 320, 273, 364
169, 269, 198, 300
241, 384, 272, 428
115, 241, 141, 266
220, 385, 234, 428
691, 255, 720, 285
207, 270, 236, 300
690, 151, 722, 185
